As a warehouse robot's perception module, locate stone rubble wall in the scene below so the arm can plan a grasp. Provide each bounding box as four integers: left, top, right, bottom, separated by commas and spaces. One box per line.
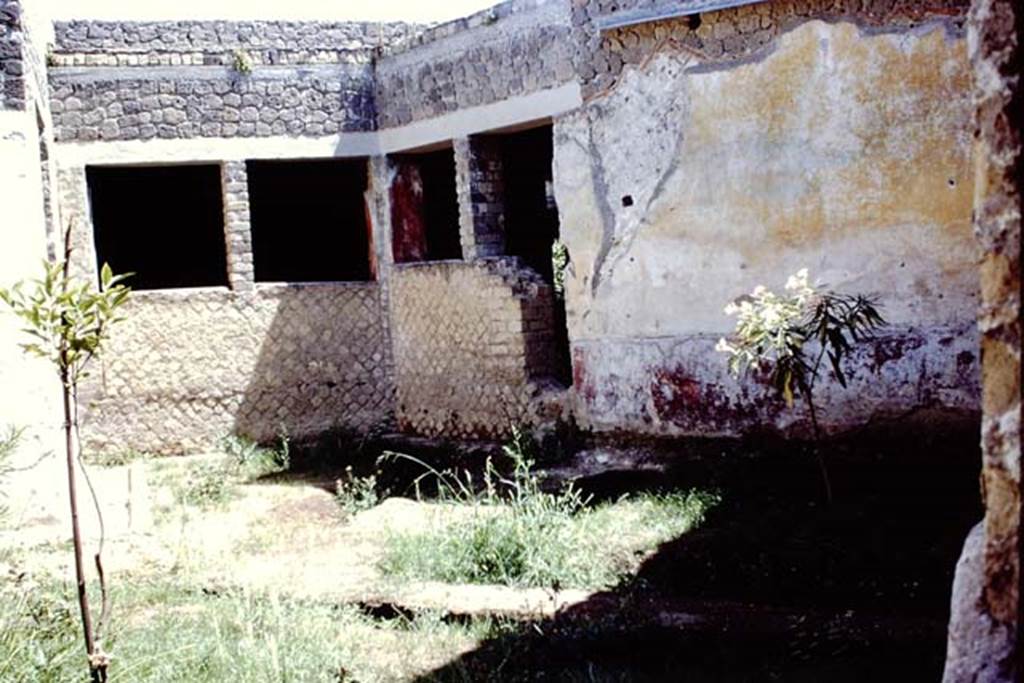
49, 63, 376, 142
79, 284, 394, 455
374, 0, 577, 128
51, 20, 419, 60
943, 0, 1021, 679
389, 258, 563, 439
0, 0, 23, 109
34, 0, 990, 448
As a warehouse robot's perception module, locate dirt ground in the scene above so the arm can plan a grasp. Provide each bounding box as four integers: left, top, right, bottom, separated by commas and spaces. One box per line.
0, 424, 983, 681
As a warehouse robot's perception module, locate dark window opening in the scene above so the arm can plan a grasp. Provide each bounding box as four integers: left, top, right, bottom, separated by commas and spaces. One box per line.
495, 124, 572, 385
390, 148, 462, 263
87, 164, 228, 290
247, 158, 373, 282
499, 125, 561, 283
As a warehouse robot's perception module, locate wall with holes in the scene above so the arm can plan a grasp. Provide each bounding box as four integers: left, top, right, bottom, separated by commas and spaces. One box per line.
554, 0, 980, 437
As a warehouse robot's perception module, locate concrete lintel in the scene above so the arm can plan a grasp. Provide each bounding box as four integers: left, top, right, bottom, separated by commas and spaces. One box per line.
374, 81, 581, 154
53, 131, 380, 165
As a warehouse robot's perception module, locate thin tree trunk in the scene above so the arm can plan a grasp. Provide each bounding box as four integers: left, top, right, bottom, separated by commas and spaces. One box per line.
62, 365, 102, 683
804, 393, 833, 505
59, 224, 105, 683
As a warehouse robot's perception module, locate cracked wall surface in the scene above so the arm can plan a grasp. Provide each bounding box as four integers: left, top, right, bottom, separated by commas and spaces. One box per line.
16, 0, 991, 451
554, 11, 981, 436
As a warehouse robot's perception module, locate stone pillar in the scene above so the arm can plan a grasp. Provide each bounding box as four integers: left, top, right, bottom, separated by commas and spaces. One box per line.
944, 1, 1021, 680
454, 136, 506, 260
221, 160, 254, 291
56, 166, 99, 284
368, 155, 395, 275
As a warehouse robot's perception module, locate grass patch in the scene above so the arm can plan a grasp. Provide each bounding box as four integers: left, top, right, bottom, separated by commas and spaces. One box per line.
382, 490, 718, 590
0, 572, 497, 682
0, 426, 21, 522
82, 449, 149, 468
335, 465, 386, 516
167, 434, 291, 509
380, 430, 720, 590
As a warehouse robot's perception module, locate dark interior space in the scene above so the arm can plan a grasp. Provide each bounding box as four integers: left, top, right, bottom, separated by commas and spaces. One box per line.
247, 158, 373, 282
495, 124, 572, 384
498, 125, 560, 282
390, 147, 462, 263
87, 164, 228, 290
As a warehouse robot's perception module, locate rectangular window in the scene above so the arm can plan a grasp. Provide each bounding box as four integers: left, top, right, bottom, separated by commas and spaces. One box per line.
87, 164, 228, 290
246, 158, 373, 283
390, 147, 462, 263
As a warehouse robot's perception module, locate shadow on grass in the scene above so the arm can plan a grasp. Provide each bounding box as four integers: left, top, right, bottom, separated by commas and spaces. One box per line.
408, 422, 982, 682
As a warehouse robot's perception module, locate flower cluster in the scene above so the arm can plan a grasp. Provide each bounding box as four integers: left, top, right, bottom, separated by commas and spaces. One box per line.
716, 268, 817, 383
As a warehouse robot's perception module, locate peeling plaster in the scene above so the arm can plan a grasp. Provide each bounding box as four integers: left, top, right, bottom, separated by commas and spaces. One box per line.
554, 18, 980, 436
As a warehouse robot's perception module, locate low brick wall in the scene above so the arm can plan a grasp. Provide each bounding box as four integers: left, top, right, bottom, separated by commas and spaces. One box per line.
80, 284, 394, 455
389, 258, 562, 439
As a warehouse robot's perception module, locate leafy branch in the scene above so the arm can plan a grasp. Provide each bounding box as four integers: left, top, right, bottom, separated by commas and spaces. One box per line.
717, 269, 886, 503
0, 224, 131, 683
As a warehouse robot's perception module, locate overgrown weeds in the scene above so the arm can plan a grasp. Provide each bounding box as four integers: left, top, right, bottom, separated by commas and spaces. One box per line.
171, 434, 290, 508
335, 465, 385, 516
380, 427, 720, 590
0, 572, 496, 683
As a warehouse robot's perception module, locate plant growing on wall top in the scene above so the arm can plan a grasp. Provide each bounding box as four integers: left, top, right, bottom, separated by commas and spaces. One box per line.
0, 224, 131, 683
231, 49, 253, 76
716, 268, 886, 503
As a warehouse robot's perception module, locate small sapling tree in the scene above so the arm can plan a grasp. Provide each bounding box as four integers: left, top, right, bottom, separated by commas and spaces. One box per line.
716, 269, 885, 503
0, 226, 131, 683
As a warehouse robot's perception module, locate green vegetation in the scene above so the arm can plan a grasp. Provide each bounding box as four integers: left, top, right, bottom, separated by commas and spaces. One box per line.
82, 449, 149, 468
1, 242, 133, 682
380, 430, 719, 589
231, 49, 253, 75
0, 573, 496, 683
551, 240, 570, 298
169, 434, 291, 508
221, 433, 290, 481
335, 465, 384, 516
717, 268, 885, 502
0, 426, 23, 522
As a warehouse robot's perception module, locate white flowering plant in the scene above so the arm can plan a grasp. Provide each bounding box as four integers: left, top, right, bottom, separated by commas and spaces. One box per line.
717, 269, 885, 501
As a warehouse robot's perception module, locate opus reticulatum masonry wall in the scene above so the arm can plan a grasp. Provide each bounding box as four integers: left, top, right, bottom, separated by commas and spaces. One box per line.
2, 0, 984, 453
